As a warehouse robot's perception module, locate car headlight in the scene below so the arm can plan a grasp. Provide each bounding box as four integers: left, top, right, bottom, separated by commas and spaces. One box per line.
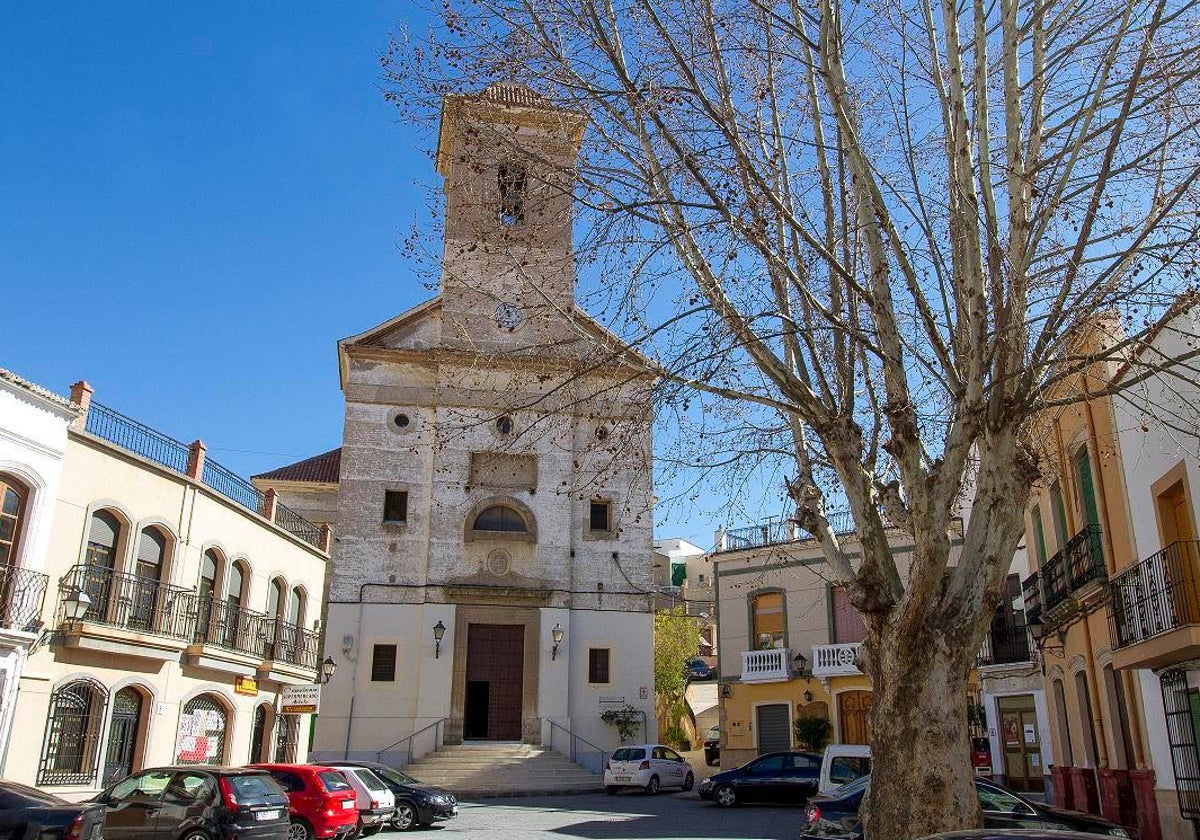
1108, 829, 1131, 838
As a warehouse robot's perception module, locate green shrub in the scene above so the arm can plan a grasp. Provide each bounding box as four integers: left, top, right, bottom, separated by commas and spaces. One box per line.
793, 716, 832, 752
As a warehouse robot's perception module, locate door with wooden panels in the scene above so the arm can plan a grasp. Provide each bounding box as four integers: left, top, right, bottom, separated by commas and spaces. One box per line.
465, 624, 525, 741
838, 691, 873, 745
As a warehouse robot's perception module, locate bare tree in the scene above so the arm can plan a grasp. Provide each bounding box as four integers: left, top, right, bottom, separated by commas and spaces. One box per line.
386, 0, 1200, 835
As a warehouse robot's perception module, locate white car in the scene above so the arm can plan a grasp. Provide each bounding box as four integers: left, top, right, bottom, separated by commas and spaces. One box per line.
328, 764, 396, 837
818, 744, 872, 795
604, 744, 695, 795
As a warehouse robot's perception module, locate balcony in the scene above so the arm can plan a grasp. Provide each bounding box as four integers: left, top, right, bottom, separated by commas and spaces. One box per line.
0, 563, 49, 634
1022, 524, 1105, 625
1109, 541, 1200, 670
977, 621, 1033, 667
185, 597, 269, 674
741, 647, 794, 683
57, 565, 195, 660
812, 642, 865, 677
716, 511, 856, 554
260, 618, 320, 680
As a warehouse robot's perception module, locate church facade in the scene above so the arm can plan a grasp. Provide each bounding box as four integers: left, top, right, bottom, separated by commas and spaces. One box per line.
257, 85, 657, 761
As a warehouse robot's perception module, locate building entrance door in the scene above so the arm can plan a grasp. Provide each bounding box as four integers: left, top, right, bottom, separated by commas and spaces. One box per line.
103, 687, 142, 786
838, 691, 873, 745
755, 704, 792, 754
464, 624, 524, 741
997, 694, 1044, 792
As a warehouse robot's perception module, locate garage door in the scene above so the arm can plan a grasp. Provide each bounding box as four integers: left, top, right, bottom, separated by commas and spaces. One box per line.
756, 703, 791, 754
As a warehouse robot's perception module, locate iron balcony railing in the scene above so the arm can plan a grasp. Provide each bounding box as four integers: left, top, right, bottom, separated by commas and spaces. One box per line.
84, 400, 324, 550
193, 596, 268, 658
977, 620, 1033, 666
85, 402, 190, 474
262, 618, 320, 670
1022, 571, 1042, 625
0, 563, 49, 631
59, 564, 194, 640
1040, 524, 1105, 612
720, 510, 857, 553
1109, 540, 1200, 650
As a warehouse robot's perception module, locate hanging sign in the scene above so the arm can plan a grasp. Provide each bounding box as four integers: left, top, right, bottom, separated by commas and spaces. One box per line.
234, 676, 258, 696
281, 684, 321, 714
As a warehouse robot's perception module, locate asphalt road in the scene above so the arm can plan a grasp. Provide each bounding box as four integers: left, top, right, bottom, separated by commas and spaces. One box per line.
388, 791, 803, 839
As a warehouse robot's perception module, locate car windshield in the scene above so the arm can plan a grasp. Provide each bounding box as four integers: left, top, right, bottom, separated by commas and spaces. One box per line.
829, 755, 871, 784
372, 766, 419, 786
612, 748, 646, 761
352, 769, 389, 793
227, 774, 284, 800
836, 774, 872, 797
706, 726, 719, 739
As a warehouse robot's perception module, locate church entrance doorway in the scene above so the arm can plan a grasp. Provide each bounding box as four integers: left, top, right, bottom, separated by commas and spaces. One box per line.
464, 624, 525, 740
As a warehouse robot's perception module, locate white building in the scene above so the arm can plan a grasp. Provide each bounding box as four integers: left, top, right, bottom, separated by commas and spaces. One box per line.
261, 84, 658, 765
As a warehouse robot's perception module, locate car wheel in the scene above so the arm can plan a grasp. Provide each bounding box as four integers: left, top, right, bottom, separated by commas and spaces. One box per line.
682, 772, 695, 792
286, 820, 314, 840
714, 784, 737, 807
393, 801, 418, 831
645, 775, 660, 795
606, 785, 619, 795
179, 831, 212, 840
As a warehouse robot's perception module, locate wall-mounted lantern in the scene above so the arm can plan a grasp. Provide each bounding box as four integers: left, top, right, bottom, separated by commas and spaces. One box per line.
433, 620, 447, 659
551, 623, 564, 660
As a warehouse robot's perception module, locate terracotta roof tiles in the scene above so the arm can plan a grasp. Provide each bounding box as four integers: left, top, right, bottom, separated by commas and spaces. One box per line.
253, 448, 341, 484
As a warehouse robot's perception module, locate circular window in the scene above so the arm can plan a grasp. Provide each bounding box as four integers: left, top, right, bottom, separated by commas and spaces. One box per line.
495, 415, 514, 436
387, 409, 414, 434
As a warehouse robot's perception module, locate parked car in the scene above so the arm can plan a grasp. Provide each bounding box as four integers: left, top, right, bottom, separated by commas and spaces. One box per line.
698, 750, 821, 807
325, 765, 395, 837
800, 775, 1131, 838
703, 725, 721, 766
331, 760, 458, 831
685, 658, 715, 680
604, 744, 695, 795
248, 763, 359, 840
0, 779, 105, 840
93, 766, 291, 840
818, 744, 872, 794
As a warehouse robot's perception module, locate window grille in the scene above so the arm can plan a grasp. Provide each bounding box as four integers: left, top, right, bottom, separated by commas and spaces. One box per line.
274, 715, 299, 763
497, 164, 527, 226
588, 648, 611, 684
176, 694, 228, 765
38, 678, 108, 786
1160, 669, 1200, 819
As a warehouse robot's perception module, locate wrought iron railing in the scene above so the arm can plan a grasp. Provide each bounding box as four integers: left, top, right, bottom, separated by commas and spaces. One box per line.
1022, 571, 1043, 625
193, 595, 268, 658
719, 510, 858, 553
59, 564, 194, 640
1110, 540, 1200, 649
547, 719, 608, 775
273, 502, 322, 548
377, 718, 446, 767
262, 618, 319, 670
0, 563, 49, 631
85, 402, 190, 474
1042, 524, 1104, 612
977, 621, 1033, 666
83, 401, 324, 550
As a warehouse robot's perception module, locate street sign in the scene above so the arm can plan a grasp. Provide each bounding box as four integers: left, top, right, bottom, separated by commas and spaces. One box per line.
234, 676, 258, 696
281, 684, 321, 715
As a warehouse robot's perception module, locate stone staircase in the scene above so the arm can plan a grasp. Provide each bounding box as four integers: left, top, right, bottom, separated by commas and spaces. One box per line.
401, 742, 605, 798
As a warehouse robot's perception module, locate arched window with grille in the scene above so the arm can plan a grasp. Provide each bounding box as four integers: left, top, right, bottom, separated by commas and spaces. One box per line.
38, 678, 108, 785
129, 527, 168, 632
196, 549, 222, 642
176, 694, 229, 765
275, 714, 299, 763
472, 505, 528, 533
0, 474, 28, 567
103, 686, 147, 785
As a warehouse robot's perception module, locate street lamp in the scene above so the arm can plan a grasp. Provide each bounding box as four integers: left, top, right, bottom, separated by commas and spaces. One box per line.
433, 621, 446, 659
793, 651, 811, 680
62, 588, 91, 621
551, 623, 564, 660
319, 656, 337, 684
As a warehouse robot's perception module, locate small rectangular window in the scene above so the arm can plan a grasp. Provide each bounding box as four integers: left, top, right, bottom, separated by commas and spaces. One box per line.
589, 500, 611, 531
383, 491, 408, 524
498, 163, 526, 226
371, 644, 397, 682
588, 648, 611, 684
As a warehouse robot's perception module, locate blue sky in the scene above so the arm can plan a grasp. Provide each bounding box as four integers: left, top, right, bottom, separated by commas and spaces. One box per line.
0, 3, 747, 548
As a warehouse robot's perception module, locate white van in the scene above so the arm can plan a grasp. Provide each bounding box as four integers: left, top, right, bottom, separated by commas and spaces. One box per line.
818, 744, 872, 795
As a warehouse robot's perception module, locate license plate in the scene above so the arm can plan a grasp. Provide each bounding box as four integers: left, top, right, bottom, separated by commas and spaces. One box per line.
341, 800, 355, 810
615, 776, 631, 782
255, 810, 281, 821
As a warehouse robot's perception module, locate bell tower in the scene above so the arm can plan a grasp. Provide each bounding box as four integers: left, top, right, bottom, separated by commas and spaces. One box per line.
434, 85, 587, 347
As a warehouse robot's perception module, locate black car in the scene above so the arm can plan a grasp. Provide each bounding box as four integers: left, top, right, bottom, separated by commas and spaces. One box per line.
801, 776, 1130, 838
697, 750, 821, 807
703, 725, 720, 766
94, 766, 291, 840
0, 779, 105, 839
333, 760, 458, 831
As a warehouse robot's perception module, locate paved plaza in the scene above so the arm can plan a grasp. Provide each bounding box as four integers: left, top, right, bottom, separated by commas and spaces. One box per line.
396, 792, 801, 839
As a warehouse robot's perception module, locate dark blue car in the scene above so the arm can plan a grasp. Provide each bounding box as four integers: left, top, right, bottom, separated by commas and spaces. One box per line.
685, 658, 715, 680
697, 750, 821, 807
801, 776, 1130, 838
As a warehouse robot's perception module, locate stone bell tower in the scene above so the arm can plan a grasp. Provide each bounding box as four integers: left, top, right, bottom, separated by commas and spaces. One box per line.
434, 84, 587, 350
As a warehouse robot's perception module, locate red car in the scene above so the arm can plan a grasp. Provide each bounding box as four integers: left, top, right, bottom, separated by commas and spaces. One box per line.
249, 764, 359, 840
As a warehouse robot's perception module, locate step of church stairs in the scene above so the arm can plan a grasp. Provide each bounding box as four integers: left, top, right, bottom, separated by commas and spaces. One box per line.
402, 743, 605, 798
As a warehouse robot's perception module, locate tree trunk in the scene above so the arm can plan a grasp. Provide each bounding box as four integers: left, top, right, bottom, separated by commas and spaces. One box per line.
862, 630, 981, 840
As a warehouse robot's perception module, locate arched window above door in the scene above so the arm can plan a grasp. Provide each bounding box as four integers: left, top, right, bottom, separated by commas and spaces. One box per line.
0, 474, 28, 567
473, 505, 528, 532
85, 509, 122, 570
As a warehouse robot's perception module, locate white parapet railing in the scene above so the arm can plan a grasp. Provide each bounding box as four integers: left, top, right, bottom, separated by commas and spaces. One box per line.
740, 647, 793, 683
812, 643, 864, 677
